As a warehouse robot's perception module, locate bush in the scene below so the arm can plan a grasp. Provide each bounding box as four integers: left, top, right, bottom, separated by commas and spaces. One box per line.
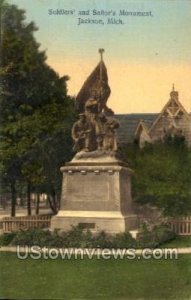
111, 232, 137, 249
2, 224, 176, 248
11, 228, 63, 247
137, 223, 176, 248
61, 226, 94, 248
91, 231, 114, 248
152, 224, 176, 245
0, 232, 16, 246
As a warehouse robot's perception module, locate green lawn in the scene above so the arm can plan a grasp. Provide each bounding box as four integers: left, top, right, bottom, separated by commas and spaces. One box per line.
0, 252, 191, 300
161, 236, 191, 248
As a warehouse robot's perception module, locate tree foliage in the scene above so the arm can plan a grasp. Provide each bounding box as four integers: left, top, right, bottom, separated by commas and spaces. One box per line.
119, 139, 191, 217
0, 1, 76, 215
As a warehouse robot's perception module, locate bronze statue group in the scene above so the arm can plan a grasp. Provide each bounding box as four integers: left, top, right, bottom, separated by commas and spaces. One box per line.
72, 92, 119, 153
72, 49, 119, 154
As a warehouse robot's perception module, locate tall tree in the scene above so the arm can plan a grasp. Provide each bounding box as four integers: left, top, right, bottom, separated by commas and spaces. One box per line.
0, 1, 76, 215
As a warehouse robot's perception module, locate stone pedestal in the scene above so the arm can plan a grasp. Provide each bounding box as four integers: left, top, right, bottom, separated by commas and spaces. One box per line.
51, 154, 138, 234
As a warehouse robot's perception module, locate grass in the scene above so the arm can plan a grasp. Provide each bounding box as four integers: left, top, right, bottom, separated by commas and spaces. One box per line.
0, 252, 191, 299
161, 236, 191, 248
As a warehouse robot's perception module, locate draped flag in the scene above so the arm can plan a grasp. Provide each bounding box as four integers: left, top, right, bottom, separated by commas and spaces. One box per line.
75, 54, 112, 114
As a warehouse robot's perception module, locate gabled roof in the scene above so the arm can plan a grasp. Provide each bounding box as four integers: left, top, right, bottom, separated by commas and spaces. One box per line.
135, 120, 151, 138
114, 88, 190, 144
149, 89, 190, 134
115, 113, 158, 143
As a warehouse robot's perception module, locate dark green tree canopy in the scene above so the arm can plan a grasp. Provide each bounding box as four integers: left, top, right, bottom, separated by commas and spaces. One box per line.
119, 140, 191, 217
0, 1, 76, 215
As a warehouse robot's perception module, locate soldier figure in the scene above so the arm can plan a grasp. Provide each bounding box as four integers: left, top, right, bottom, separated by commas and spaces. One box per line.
72, 114, 93, 152
102, 115, 119, 151
72, 49, 119, 154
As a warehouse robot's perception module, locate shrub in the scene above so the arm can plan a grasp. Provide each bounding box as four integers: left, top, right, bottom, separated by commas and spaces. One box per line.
2, 223, 176, 248
61, 226, 94, 248
137, 223, 176, 248
152, 224, 176, 245
11, 228, 62, 247
91, 231, 114, 248
112, 232, 137, 249
0, 232, 16, 246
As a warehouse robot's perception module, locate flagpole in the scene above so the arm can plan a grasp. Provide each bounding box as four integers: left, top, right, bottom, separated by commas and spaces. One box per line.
98, 49, 105, 111
98, 48, 104, 82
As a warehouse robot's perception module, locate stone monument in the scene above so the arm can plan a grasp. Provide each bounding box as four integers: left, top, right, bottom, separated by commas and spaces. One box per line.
51, 49, 138, 233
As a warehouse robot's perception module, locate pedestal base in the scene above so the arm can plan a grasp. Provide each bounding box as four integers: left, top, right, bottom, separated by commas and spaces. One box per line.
51, 156, 138, 233
51, 210, 138, 234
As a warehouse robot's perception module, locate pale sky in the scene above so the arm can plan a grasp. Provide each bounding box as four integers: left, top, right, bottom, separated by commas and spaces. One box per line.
9, 0, 191, 113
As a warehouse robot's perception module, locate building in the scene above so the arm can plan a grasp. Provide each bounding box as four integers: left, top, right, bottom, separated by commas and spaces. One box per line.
116, 86, 191, 148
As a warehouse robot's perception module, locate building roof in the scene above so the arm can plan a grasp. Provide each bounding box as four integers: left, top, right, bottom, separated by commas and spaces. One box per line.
149, 89, 190, 134
114, 87, 191, 145
115, 113, 159, 143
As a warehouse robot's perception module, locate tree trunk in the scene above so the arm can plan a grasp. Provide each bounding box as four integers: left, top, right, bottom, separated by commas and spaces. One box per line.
27, 182, 31, 216
35, 193, 40, 215
47, 193, 57, 214
51, 190, 58, 213
11, 182, 16, 217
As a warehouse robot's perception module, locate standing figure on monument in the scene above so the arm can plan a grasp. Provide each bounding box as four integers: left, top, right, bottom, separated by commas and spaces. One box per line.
84, 94, 104, 151
85, 96, 99, 116
71, 113, 94, 152
102, 114, 120, 151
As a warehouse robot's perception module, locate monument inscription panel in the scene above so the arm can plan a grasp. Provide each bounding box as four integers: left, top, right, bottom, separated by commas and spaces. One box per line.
64, 172, 110, 202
